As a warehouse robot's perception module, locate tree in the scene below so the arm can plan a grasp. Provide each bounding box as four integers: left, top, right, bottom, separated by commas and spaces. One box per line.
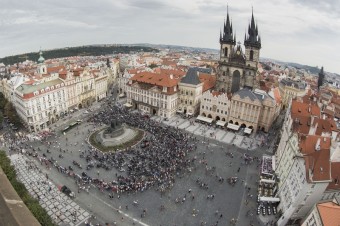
4, 102, 21, 127
149, 63, 158, 69
0, 92, 7, 111
0, 112, 3, 125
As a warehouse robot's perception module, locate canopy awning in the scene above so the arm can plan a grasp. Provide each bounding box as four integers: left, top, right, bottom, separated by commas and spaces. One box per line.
123, 103, 132, 107
259, 197, 280, 203
244, 128, 252, 134
196, 115, 213, 124
272, 155, 276, 171
227, 123, 240, 131
260, 179, 276, 184
177, 109, 184, 113
187, 112, 193, 116
119, 93, 125, 97
216, 120, 227, 127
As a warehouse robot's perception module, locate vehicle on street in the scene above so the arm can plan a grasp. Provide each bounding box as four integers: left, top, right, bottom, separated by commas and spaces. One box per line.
60, 185, 75, 198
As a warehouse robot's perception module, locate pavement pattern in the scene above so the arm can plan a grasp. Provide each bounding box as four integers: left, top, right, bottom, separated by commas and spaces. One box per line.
10, 154, 90, 226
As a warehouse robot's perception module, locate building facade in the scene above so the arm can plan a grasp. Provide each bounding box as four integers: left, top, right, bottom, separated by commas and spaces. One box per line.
200, 90, 230, 122
126, 71, 183, 118
274, 98, 338, 226
279, 78, 308, 108
14, 79, 68, 132
178, 68, 204, 116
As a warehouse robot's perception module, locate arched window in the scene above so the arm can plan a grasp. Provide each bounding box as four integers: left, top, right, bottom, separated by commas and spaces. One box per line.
250, 50, 254, 61
224, 47, 228, 57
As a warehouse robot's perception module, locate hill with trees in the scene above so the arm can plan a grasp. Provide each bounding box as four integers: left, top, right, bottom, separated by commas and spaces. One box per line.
0, 45, 158, 65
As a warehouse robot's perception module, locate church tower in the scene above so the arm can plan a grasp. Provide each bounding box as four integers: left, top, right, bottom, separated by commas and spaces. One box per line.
37, 49, 47, 74
317, 66, 325, 91
219, 7, 236, 62
216, 7, 261, 93
244, 9, 261, 89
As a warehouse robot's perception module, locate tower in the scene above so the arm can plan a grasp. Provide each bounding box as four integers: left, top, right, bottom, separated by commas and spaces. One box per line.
317, 66, 325, 91
216, 7, 262, 93
244, 9, 261, 89
219, 7, 236, 62
37, 49, 47, 74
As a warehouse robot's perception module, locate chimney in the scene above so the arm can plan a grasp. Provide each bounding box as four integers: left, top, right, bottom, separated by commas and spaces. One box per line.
315, 138, 321, 151
170, 74, 173, 79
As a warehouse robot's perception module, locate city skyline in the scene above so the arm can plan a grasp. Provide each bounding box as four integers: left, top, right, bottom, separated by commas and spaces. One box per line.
0, 0, 339, 74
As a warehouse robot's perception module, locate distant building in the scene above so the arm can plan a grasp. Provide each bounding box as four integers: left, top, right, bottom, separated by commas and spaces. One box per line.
279, 78, 308, 108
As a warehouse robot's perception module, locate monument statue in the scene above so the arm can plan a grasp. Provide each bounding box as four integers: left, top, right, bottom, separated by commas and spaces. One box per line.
108, 120, 122, 133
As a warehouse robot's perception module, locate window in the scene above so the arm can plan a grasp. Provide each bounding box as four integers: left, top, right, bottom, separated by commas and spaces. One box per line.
250, 50, 254, 61
224, 47, 228, 57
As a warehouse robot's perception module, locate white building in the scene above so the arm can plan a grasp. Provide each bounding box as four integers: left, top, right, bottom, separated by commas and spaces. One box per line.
14, 79, 68, 132
200, 90, 230, 122
274, 98, 338, 226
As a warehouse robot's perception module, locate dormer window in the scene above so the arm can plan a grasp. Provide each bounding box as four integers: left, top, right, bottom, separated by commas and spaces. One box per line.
162, 86, 167, 92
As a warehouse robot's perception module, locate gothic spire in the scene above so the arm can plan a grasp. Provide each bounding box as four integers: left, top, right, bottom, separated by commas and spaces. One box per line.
220, 6, 235, 45
318, 66, 325, 91
244, 8, 261, 49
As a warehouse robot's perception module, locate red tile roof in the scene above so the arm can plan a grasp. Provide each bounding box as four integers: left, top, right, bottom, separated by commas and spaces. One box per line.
272, 87, 282, 104
327, 162, 340, 191
291, 99, 321, 118
129, 71, 180, 88
199, 73, 216, 92
300, 135, 331, 182
317, 201, 340, 226
47, 66, 65, 74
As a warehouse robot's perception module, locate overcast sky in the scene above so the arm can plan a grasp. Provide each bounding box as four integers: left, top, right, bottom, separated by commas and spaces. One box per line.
0, 0, 339, 73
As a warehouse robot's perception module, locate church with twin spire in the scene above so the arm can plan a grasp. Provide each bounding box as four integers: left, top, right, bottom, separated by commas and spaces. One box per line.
199, 7, 281, 133
216, 8, 261, 93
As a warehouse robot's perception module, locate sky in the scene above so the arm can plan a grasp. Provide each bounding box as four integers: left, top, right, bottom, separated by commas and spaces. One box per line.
0, 0, 339, 74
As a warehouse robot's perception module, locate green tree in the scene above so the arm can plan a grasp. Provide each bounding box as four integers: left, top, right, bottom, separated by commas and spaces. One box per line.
0, 112, 3, 125
4, 102, 21, 127
149, 63, 158, 69
0, 92, 7, 111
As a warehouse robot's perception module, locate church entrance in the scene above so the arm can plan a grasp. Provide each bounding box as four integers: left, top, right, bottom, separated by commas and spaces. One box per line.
231, 70, 241, 93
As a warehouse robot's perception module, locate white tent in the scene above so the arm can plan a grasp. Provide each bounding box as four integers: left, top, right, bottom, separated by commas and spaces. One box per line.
227, 123, 240, 131
244, 128, 252, 134
216, 120, 227, 127
196, 115, 213, 124
259, 196, 280, 203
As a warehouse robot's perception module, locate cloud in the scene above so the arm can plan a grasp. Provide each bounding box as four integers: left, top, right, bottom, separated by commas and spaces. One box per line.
0, 0, 339, 73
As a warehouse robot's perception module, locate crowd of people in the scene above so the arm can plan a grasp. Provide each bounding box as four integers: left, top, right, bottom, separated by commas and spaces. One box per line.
85, 104, 197, 194
0, 99, 273, 226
